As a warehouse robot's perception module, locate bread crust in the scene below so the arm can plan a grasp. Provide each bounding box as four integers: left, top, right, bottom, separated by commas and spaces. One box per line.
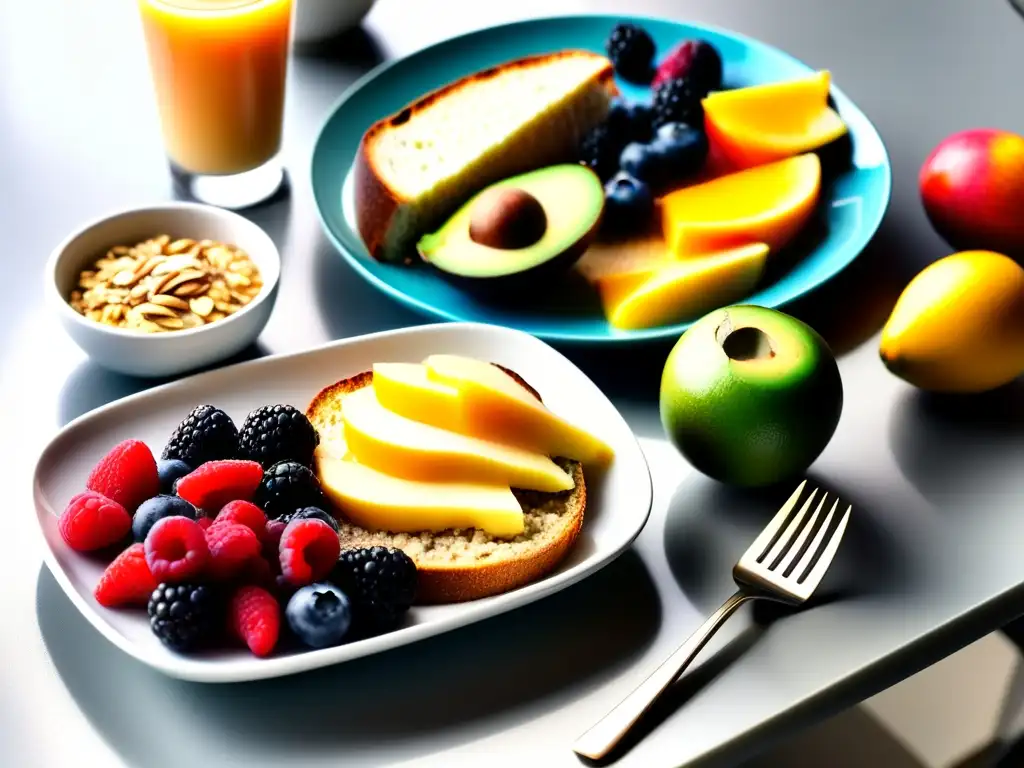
305, 365, 586, 604
354, 50, 615, 264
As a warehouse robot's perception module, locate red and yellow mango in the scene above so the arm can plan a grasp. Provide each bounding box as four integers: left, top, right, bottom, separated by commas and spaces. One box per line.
919, 128, 1024, 258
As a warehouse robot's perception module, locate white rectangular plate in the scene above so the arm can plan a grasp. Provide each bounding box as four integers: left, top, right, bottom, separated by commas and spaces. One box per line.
33, 322, 653, 683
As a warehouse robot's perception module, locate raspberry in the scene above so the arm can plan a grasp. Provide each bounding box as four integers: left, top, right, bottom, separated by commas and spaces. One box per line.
236, 555, 276, 590
263, 518, 287, 558
144, 516, 210, 583
279, 519, 340, 587
215, 500, 267, 540
175, 460, 263, 513
652, 39, 723, 92
197, 517, 214, 531
206, 521, 261, 581
59, 491, 132, 552
86, 439, 159, 513
94, 543, 158, 607
228, 585, 280, 657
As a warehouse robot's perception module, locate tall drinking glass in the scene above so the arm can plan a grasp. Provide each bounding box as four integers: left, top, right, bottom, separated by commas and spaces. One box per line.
137, 0, 294, 209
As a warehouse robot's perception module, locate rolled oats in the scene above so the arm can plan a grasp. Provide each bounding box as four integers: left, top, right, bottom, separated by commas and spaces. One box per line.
67, 233, 264, 334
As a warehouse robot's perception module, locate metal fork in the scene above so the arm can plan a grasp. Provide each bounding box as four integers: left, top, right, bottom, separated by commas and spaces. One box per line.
572, 481, 852, 761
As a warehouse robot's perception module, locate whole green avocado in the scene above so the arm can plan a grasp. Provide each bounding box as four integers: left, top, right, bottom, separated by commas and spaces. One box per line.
659, 305, 843, 488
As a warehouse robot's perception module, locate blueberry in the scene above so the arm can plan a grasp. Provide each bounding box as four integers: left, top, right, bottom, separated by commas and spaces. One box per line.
157, 459, 192, 495
619, 142, 664, 187
132, 494, 198, 542
606, 97, 630, 132
650, 122, 709, 182
602, 172, 654, 235
607, 98, 653, 143
286, 583, 352, 648
290, 506, 341, 534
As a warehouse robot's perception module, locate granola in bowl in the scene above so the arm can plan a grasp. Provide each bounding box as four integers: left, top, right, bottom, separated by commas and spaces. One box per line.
68, 234, 263, 334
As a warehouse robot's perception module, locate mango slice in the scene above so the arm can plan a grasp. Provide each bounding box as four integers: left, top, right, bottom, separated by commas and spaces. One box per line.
316, 454, 525, 537
595, 243, 769, 330
421, 354, 614, 464
703, 71, 848, 168
372, 363, 465, 433
341, 385, 575, 492
661, 153, 821, 257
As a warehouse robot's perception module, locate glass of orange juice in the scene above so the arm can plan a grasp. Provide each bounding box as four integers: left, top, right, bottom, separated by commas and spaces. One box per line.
137, 0, 294, 209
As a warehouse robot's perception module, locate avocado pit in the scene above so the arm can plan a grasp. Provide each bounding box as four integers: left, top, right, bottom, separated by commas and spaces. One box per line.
720, 326, 775, 361
468, 187, 547, 250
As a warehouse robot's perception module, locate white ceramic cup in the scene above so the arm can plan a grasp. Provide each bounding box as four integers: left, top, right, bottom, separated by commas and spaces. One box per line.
46, 202, 281, 379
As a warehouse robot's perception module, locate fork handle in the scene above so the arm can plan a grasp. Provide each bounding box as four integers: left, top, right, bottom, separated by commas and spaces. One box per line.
572, 590, 752, 760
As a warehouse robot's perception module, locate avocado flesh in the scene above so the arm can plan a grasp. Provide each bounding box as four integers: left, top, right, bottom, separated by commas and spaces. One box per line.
416, 164, 604, 280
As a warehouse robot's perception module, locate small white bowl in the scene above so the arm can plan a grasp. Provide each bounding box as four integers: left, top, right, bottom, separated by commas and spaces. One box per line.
46, 202, 281, 379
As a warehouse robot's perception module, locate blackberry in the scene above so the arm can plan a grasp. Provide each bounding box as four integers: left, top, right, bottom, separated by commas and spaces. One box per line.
579, 123, 626, 182
238, 404, 320, 470
651, 77, 705, 130
331, 547, 417, 633
161, 405, 238, 468
605, 22, 655, 83
147, 582, 215, 652
256, 461, 326, 520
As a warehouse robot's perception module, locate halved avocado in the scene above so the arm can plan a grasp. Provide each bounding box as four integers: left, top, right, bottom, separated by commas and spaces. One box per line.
416, 164, 604, 288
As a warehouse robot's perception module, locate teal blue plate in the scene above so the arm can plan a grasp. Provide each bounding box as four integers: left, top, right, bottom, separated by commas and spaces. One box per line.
311, 14, 891, 343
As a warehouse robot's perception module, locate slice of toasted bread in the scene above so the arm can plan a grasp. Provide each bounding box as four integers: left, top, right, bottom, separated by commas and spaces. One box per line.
355, 50, 616, 264
305, 366, 586, 604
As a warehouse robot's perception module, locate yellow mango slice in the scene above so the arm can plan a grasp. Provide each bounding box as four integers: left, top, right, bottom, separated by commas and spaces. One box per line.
703, 71, 848, 168
661, 153, 821, 257
421, 354, 614, 464
596, 243, 769, 330
372, 363, 465, 433
315, 454, 524, 537
341, 385, 575, 492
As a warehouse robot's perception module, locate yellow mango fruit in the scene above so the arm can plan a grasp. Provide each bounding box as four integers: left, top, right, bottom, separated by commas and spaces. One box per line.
879, 250, 1024, 392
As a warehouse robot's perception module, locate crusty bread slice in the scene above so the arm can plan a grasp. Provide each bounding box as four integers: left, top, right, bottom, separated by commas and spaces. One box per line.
355, 50, 616, 264
305, 367, 586, 604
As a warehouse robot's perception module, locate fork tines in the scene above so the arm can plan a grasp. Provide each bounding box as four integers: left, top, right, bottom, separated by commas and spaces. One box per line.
742, 481, 852, 590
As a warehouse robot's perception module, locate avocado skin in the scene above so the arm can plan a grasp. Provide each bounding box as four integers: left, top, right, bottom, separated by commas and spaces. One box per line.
416, 164, 605, 295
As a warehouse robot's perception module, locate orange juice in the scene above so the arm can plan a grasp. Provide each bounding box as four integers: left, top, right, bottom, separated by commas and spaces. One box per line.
138, 0, 293, 176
